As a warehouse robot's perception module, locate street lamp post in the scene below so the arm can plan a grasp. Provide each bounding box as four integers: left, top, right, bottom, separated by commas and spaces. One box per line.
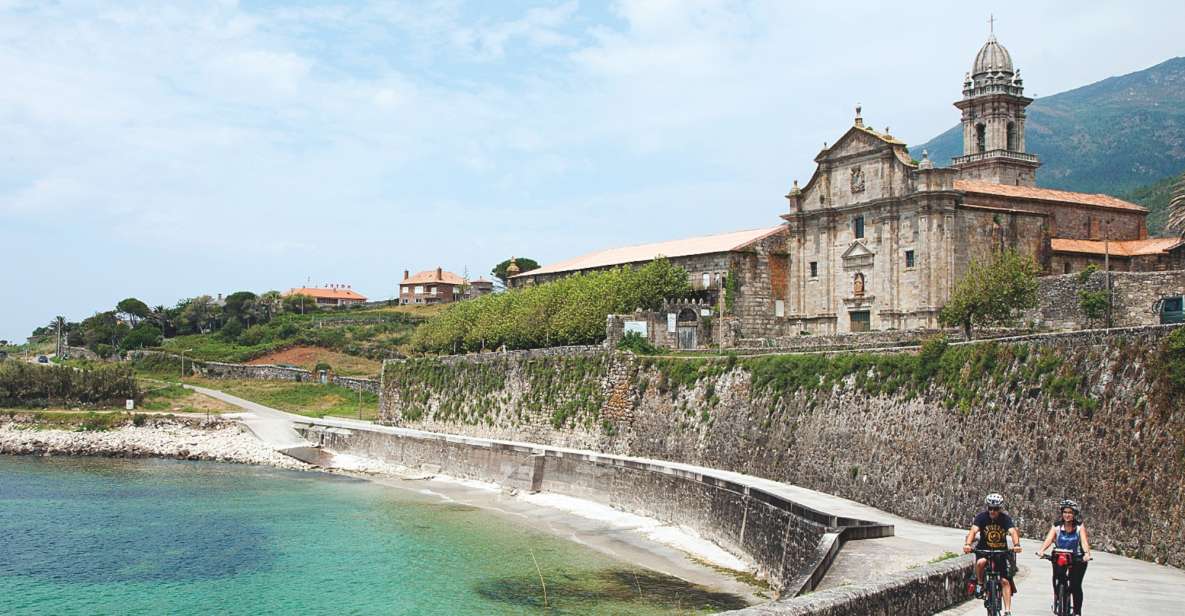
181, 348, 193, 380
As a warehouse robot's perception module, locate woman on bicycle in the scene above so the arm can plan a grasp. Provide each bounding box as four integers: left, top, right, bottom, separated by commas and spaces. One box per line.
1036, 499, 1093, 615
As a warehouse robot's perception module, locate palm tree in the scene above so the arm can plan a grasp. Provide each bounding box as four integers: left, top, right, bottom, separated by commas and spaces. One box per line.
1168, 171, 1185, 236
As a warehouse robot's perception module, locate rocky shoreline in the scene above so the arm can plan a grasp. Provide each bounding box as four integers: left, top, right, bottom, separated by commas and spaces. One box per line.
0, 417, 308, 470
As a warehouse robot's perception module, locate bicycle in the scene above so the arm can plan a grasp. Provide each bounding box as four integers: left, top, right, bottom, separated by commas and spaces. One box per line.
1040, 548, 1079, 616
974, 548, 1012, 616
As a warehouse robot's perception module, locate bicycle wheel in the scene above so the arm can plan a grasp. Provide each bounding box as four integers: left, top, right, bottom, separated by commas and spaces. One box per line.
1056, 583, 1071, 616
985, 578, 1001, 616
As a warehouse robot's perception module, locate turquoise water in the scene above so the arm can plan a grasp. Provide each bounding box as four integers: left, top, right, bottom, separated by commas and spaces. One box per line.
0, 456, 746, 615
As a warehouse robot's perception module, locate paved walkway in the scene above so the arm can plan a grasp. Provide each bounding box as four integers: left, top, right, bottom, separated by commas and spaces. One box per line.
184, 384, 310, 450
190, 384, 1185, 615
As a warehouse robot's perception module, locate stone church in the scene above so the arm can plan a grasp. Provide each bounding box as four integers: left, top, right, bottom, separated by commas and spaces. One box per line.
780, 32, 1182, 334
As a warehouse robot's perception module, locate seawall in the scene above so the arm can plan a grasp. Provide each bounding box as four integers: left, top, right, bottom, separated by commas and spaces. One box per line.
379, 326, 1185, 569
291, 417, 893, 595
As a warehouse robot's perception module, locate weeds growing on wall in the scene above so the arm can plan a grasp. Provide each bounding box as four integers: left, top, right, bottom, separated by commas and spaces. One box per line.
1149, 327, 1185, 412
639, 336, 1099, 414
385, 354, 610, 429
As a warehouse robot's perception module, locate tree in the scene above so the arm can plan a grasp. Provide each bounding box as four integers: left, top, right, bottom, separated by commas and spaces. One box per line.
1168, 171, 1185, 236
283, 293, 318, 314
79, 311, 130, 351
116, 298, 151, 326
121, 322, 162, 350
491, 257, 540, 285
939, 250, 1040, 339
179, 295, 220, 334
223, 291, 258, 325
258, 290, 283, 321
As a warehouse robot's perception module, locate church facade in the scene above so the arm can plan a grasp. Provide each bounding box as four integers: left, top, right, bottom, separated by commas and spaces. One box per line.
779, 33, 1178, 335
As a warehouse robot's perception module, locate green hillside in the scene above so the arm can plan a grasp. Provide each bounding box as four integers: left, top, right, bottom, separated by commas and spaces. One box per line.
915, 57, 1185, 198
1122, 172, 1184, 236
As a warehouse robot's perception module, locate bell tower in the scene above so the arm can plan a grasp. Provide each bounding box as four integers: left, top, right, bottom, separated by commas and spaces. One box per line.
950, 22, 1040, 186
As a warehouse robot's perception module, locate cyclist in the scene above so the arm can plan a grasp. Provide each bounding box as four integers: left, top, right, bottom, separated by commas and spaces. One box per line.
1036, 499, 1092, 615
963, 493, 1022, 615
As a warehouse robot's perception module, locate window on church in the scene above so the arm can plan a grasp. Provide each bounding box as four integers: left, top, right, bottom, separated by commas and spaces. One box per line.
1064, 262, 1072, 274
702, 273, 711, 289
976, 124, 986, 153
905, 250, 915, 269
809, 262, 818, 278
853, 215, 865, 239
1006, 122, 1017, 151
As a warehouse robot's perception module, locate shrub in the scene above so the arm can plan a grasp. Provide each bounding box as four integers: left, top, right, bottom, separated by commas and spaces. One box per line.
1077, 263, 1100, 284
617, 331, 659, 355
219, 318, 244, 341
412, 258, 692, 353
0, 363, 140, 407
238, 324, 270, 346
1078, 289, 1109, 324
314, 362, 332, 373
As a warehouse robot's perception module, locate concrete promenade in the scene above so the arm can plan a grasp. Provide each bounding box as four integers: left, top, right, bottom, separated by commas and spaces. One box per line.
191, 383, 1185, 615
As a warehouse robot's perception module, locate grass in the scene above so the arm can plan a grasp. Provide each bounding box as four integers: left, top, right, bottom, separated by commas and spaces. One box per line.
155, 306, 426, 364
179, 376, 379, 421
0, 410, 155, 431
138, 380, 234, 414
246, 346, 382, 376
928, 551, 962, 564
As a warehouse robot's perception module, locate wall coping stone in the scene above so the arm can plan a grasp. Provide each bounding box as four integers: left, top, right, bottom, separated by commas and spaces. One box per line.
719, 556, 972, 615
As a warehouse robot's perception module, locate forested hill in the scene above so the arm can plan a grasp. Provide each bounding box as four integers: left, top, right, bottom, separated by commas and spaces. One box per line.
914, 56, 1185, 203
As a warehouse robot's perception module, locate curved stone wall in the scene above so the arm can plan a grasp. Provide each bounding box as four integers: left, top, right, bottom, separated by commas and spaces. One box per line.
292, 418, 891, 595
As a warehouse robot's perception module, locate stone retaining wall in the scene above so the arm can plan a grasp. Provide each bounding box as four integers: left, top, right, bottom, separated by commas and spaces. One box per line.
200, 361, 313, 382
722, 556, 972, 616
1034, 270, 1185, 330
331, 375, 379, 394
381, 325, 1185, 569
293, 418, 892, 595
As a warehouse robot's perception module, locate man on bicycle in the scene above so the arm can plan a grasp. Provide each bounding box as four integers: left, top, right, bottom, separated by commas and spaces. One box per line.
963, 493, 1022, 615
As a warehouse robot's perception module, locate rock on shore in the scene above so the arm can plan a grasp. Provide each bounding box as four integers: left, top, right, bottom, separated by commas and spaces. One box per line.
0, 420, 308, 470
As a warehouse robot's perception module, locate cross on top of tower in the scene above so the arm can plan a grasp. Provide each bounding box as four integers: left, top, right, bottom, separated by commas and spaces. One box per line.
988, 14, 996, 35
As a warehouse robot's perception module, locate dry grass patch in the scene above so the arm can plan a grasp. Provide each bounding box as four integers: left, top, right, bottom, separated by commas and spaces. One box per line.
246, 346, 382, 377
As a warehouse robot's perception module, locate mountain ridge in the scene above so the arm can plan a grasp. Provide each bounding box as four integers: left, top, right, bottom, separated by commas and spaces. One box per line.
914, 56, 1185, 223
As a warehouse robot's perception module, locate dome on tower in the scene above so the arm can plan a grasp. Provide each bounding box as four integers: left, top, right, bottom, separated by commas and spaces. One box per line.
971, 34, 1014, 77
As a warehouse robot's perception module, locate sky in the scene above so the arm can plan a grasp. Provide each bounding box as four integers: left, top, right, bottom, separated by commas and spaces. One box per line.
3, 0, 1184, 342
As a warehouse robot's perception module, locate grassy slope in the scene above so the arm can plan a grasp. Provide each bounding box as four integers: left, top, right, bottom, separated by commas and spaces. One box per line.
177, 376, 379, 421
156, 304, 433, 364
1122, 172, 1185, 236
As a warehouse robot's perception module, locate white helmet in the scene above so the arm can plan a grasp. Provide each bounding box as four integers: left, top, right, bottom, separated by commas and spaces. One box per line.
985, 493, 1006, 508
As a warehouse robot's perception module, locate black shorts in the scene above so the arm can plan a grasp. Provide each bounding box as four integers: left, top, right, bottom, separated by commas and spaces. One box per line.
978, 551, 1019, 592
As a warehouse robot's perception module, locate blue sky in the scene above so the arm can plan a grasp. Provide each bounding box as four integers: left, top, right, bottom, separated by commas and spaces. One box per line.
3, 0, 1184, 341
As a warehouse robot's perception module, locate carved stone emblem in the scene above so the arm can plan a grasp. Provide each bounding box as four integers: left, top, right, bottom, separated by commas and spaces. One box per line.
850, 167, 865, 193
853, 272, 865, 297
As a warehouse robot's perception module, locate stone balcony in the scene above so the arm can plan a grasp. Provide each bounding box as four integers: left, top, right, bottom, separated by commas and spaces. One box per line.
951, 149, 1039, 166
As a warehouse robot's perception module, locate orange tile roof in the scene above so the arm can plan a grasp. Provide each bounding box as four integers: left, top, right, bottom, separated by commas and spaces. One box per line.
1050, 237, 1185, 257
955, 180, 1146, 212
514, 226, 786, 279
285, 287, 367, 301
401, 269, 467, 286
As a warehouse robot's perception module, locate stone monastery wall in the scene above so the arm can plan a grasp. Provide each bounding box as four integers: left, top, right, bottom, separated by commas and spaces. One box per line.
381, 326, 1185, 568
